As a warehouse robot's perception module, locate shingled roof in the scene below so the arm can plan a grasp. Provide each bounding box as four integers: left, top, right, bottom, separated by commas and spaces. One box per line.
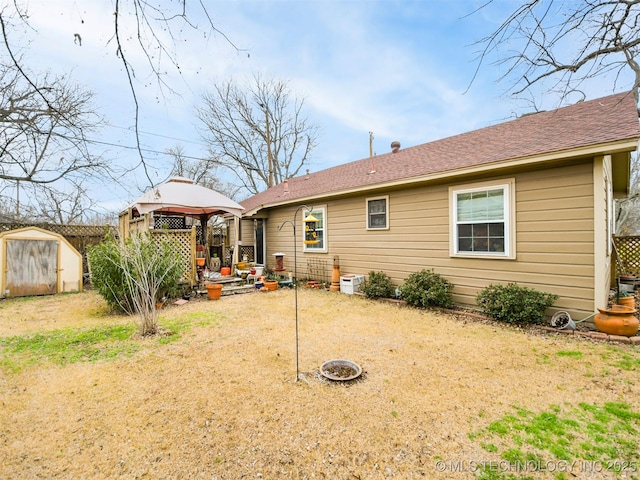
242, 91, 640, 215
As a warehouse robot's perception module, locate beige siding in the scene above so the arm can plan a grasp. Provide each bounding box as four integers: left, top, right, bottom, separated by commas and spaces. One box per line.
263, 161, 597, 319
239, 219, 256, 248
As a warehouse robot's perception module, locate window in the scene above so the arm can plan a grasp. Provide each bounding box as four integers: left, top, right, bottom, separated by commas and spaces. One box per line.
367, 196, 389, 230
450, 180, 514, 258
303, 206, 326, 252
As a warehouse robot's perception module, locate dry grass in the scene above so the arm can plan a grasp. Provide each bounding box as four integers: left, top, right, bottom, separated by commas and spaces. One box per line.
1, 288, 639, 479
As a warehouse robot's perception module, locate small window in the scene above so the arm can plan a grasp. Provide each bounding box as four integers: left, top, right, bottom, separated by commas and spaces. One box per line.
303, 206, 327, 252
450, 181, 514, 258
367, 196, 389, 230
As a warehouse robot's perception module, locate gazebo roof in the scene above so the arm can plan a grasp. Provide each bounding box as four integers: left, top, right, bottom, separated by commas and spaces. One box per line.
129, 177, 244, 219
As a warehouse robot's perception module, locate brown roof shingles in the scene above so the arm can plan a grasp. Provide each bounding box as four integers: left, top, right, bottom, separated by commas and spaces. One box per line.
242, 91, 640, 214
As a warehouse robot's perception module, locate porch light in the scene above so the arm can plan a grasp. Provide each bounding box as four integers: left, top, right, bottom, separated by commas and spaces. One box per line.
303, 212, 319, 245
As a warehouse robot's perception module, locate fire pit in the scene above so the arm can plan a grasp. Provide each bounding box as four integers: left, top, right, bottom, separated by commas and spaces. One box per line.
320, 359, 362, 381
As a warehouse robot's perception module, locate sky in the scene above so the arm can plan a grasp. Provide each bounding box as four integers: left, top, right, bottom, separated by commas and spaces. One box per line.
6, 0, 632, 216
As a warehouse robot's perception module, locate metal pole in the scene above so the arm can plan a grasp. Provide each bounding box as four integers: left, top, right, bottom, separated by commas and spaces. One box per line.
278, 204, 313, 382
293, 216, 299, 379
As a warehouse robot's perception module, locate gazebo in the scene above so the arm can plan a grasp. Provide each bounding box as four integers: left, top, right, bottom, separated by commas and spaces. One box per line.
118, 177, 245, 286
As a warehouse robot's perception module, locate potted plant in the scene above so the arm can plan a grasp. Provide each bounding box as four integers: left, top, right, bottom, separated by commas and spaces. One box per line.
616, 290, 635, 308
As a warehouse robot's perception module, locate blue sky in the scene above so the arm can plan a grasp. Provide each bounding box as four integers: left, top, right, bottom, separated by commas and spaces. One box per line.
16, 0, 629, 215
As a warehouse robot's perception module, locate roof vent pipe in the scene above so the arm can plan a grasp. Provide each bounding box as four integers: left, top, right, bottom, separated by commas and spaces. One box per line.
391, 141, 401, 153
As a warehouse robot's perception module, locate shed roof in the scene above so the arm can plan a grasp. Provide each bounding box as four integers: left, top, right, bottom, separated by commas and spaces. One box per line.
241, 91, 640, 215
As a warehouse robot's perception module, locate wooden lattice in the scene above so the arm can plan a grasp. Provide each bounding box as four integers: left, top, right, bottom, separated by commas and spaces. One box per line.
239, 246, 255, 262
613, 235, 640, 276
150, 229, 195, 284
153, 216, 185, 230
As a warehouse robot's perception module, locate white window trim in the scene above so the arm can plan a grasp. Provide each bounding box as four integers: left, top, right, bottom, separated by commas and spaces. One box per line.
303, 206, 327, 253
449, 179, 516, 259
366, 195, 390, 230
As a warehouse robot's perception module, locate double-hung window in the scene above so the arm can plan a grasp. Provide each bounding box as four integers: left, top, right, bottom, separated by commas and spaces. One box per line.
451, 180, 514, 258
366, 196, 389, 230
303, 206, 327, 252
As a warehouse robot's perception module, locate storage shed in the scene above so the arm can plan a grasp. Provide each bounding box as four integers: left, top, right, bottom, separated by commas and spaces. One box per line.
0, 226, 83, 298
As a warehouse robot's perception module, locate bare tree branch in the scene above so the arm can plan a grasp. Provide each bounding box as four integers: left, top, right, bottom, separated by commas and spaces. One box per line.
470, 0, 640, 108
0, 61, 106, 186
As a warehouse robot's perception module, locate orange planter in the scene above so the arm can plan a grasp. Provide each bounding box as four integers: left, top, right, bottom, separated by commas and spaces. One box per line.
264, 280, 278, 291
220, 267, 231, 276
594, 305, 639, 337
616, 296, 635, 308
206, 283, 223, 300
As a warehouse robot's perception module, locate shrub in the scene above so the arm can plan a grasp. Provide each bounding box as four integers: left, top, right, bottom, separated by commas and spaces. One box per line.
88, 235, 136, 313
88, 234, 185, 335
399, 269, 453, 308
476, 283, 558, 325
361, 271, 395, 299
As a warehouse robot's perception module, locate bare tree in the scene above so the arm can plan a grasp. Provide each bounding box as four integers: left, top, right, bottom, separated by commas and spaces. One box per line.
29, 182, 101, 224
471, 0, 640, 108
0, 61, 105, 187
196, 75, 319, 196
0, 1, 241, 189
166, 145, 240, 200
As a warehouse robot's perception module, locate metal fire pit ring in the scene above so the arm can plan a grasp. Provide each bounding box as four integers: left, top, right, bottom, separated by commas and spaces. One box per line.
320, 359, 362, 381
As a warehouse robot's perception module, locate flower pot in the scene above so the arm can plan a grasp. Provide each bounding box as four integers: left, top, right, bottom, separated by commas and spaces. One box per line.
264, 280, 278, 291
220, 267, 231, 276
616, 296, 635, 308
551, 311, 576, 330
206, 283, 223, 300
594, 305, 639, 337
210, 256, 221, 272
196, 257, 206, 267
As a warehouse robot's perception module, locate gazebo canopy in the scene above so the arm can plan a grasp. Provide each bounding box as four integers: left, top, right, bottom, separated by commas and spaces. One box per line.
130, 177, 244, 219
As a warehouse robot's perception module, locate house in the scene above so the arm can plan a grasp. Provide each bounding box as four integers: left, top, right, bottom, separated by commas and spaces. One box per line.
239, 91, 640, 320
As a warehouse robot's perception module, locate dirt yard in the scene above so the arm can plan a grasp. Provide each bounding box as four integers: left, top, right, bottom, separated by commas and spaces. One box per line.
1, 289, 639, 479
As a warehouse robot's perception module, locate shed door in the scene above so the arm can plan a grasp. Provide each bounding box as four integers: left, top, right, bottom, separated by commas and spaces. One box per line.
5, 239, 58, 297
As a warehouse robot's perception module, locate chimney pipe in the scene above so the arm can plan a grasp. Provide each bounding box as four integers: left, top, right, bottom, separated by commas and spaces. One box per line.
391, 141, 401, 153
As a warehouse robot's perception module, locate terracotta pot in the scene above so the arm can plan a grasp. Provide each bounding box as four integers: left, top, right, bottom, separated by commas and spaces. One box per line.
220, 267, 231, 276
264, 280, 278, 291
617, 296, 635, 308
206, 283, 223, 300
594, 305, 639, 337
196, 257, 205, 267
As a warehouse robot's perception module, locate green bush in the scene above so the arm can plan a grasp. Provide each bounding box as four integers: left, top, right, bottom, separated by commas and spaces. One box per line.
399, 269, 453, 308
361, 271, 395, 299
87, 236, 136, 313
476, 283, 558, 325
88, 234, 185, 315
